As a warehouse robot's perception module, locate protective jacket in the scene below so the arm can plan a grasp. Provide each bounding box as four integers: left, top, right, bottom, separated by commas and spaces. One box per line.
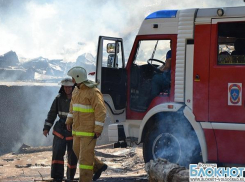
65, 84, 106, 136
44, 93, 71, 134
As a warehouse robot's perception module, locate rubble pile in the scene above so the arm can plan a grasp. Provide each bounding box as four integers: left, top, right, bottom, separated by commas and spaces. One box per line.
0, 51, 96, 82
0, 51, 19, 67
145, 158, 189, 182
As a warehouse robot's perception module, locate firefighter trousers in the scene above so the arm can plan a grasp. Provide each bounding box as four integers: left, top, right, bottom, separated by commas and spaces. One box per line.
51, 134, 78, 180
73, 136, 104, 182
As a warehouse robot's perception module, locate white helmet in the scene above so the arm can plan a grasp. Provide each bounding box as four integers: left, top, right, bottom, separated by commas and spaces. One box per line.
59, 77, 74, 86
67, 66, 87, 84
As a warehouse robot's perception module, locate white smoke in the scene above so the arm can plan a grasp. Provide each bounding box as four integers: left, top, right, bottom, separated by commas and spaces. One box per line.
0, 0, 245, 153
11, 85, 58, 151
0, 0, 244, 63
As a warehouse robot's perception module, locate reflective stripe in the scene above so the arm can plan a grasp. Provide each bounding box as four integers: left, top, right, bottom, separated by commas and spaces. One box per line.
66, 136, 73, 141
67, 163, 77, 169
58, 111, 68, 116
72, 130, 95, 137
53, 131, 64, 139
52, 160, 64, 165
73, 104, 94, 113
45, 122, 52, 127
67, 113, 73, 118
95, 121, 104, 126
79, 164, 93, 170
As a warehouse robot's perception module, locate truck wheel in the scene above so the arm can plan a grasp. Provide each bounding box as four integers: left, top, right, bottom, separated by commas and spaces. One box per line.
143, 117, 202, 167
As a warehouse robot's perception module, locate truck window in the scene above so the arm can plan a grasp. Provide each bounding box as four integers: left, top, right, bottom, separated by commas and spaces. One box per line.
102, 40, 123, 68
218, 22, 245, 65
130, 39, 171, 112
134, 40, 170, 66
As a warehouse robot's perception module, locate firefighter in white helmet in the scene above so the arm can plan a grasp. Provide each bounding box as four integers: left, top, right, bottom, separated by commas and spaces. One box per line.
65, 66, 107, 182
43, 78, 78, 182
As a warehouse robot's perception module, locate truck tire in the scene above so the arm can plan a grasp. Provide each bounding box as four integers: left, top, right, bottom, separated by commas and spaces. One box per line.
143, 115, 202, 168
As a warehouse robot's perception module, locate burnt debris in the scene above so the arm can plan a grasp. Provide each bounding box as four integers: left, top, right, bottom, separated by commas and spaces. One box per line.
0, 51, 96, 82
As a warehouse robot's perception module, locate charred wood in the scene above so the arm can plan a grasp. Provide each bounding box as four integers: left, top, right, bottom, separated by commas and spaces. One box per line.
145, 158, 189, 182
17, 143, 52, 154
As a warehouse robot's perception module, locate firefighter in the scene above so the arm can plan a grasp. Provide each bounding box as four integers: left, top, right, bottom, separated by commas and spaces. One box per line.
65, 66, 107, 182
43, 78, 78, 182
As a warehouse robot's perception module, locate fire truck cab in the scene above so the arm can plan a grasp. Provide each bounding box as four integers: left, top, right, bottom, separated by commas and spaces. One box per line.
96, 6, 245, 167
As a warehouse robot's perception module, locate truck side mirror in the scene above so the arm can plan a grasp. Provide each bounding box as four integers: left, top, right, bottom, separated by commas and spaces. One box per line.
107, 43, 119, 53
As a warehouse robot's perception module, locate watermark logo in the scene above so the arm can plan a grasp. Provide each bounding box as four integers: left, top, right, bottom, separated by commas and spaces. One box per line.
189, 163, 245, 181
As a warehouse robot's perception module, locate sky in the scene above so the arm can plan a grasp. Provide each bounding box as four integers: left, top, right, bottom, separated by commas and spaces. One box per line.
0, 0, 245, 63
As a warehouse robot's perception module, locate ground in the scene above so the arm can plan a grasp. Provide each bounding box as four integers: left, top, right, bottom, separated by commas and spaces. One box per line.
0, 144, 148, 182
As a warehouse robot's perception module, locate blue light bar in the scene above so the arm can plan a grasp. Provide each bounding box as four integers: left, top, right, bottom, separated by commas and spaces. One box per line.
145, 10, 177, 19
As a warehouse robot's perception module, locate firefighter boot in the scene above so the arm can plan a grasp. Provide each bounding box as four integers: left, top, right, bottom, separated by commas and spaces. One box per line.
93, 164, 108, 181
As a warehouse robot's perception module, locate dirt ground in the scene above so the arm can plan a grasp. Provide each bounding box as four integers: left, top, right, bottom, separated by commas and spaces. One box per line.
0, 144, 148, 182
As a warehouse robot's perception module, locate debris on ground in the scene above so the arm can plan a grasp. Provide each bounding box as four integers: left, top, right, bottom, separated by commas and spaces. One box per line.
33, 178, 79, 182
145, 158, 189, 182
17, 143, 52, 154
0, 144, 148, 182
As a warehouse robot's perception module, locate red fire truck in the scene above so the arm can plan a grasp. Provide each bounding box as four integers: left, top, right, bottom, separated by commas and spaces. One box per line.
95, 6, 245, 167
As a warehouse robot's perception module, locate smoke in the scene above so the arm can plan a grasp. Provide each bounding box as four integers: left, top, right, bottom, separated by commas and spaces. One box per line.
0, 0, 245, 153
0, 84, 59, 154
148, 113, 202, 167
16, 86, 58, 149
1, 0, 244, 62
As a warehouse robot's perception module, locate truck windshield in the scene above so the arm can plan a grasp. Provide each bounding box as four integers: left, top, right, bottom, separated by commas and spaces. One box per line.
134, 40, 170, 66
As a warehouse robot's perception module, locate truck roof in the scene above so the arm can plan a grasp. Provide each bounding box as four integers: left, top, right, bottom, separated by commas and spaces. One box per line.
138, 6, 245, 35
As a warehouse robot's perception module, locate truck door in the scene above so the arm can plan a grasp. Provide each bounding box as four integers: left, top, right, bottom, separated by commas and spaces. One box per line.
96, 36, 127, 121
209, 18, 245, 163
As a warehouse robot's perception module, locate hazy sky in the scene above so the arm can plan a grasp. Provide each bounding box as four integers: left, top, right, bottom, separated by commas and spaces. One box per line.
0, 0, 244, 62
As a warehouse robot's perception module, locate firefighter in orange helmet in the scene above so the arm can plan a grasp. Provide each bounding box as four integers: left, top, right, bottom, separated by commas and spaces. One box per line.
43, 78, 78, 182
66, 66, 107, 182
